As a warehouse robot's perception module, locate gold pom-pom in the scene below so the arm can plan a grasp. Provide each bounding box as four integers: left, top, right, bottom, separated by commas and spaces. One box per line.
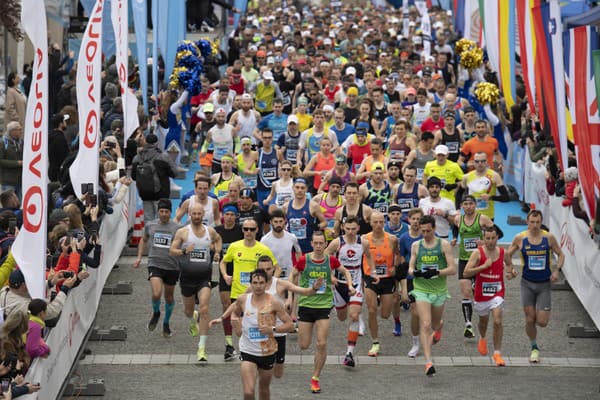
212, 38, 220, 56
455, 38, 476, 56
474, 82, 500, 105
169, 67, 186, 90
460, 47, 483, 69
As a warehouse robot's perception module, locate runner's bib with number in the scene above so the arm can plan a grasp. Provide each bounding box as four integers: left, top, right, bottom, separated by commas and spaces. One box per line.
482, 282, 502, 296
464, 238, 478, 252
308, 278, 326, 294
240, 271, 251, 285
248, 327, 268, 342
289, 218, 307, 239
528, 255, 546, 270
153, 233, 172, 248
189, 249, 208, 263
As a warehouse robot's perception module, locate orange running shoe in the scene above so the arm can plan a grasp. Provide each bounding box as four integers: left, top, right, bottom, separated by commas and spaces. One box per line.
432, 320, 444, 344
310, 377, 321, 393
425, 361, 436, 376
493, 352, 506, 367
478, 338, 488, 356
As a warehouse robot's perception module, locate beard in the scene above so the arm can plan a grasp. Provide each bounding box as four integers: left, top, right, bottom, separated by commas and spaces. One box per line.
273, 226, 284, 233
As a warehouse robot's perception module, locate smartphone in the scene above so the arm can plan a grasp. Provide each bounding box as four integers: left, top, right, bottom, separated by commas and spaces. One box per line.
87, 183, 95, 196
81, 183, 89, 195
90, 194, 98, 207
106, 141, 116, 149
8, 217, 16, 235
62, 271, 74, 279
1, 378, 9, 393
64, 234, 72, 247
119, 169, 126, 178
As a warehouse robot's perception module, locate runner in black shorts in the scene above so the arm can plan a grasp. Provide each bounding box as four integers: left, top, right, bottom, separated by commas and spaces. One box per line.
134, 199, 181, 338
214, 203, 243, 360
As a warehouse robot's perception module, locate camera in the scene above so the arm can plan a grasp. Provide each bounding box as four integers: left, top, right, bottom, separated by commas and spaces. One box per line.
62, 271, 74, 279
106, 141, 116, 149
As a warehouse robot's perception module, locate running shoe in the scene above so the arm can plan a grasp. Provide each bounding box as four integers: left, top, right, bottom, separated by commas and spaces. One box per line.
342, 352, 355, 367
392, 321, 402, 337
147, 311, 160, 331
162, 323, 172, 338
478, 338, 488, 356
197, 347, 208, 362
529, 348, 540, 363
224, 345, 236, 361
425, 362, 436, 376
407, 343, 420, 358
493, 352, 506, 367
310, 377, 321, 393
432, 321, 443, 344
189, 310, 199, 337
368, 342, 380, 357
464, 324, 475, 339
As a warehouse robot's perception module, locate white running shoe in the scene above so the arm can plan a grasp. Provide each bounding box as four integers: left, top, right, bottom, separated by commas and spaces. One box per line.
358, 315, 365, 336
408, 343, 420, 358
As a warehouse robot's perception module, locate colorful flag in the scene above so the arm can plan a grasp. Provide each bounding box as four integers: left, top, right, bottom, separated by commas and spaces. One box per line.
565, 25, 600, 220
480, 0, 517, 110
111, 0, 139, 145
132, 0, 148, 114
14, 0, 49, 299
70, 0, 103, 199
516, 0, 538, 113
454, 0, 482, 44
532, 0, 569, 171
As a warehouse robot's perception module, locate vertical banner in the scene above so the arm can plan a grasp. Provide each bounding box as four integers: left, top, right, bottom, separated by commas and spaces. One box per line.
111, 0, 139, 144
532, 0, 569, 171
14, 0, 49, 300
163, 0, 186, 83
70, 0, 103, 199
420, 5, 432, 57
152, 0, 159, 96
402, 1, 410, 38
516, 0, 538, 113
132, 0, 148, 114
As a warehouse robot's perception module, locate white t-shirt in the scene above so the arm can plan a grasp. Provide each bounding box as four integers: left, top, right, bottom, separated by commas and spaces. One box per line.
260, 230, 301, 280
418, 196, 457, 238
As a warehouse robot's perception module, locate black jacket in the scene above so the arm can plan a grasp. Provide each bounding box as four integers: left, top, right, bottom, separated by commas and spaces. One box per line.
131, 144, 177, 201
48, 129, 70, 182
0, 136, 22, 185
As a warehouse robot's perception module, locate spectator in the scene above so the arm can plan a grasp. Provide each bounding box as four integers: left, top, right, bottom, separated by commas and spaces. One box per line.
4, 72, 26, 128
48, 114, 70, 183
0, 122, 23, 198
25, 299, 50, 360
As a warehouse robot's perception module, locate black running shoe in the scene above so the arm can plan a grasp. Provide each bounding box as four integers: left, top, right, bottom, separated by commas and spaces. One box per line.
224, 345, 236, 361
162, 323, 172, 338
148, 312, 160, 331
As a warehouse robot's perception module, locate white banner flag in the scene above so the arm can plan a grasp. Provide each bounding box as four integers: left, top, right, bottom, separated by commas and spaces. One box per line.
14, 0, 49, 300
70, 0, 103, 199
111, 0, 139, 146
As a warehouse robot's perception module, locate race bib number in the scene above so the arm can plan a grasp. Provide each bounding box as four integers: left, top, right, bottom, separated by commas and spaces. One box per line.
421, 264, 439, 278
289, 218, 307, 239
189, 249, 208, 263
257, 100, 267, 110
215, 145, 229, 159
309, 278, 326, 294
417, 168, 424, 181
243, 175, 257, 189
374, 203, 388, 214
248, 327, 268, 342
482, 282, 502, 296
446, 141, 459, 153
528, 255, 546, 271
276, 193, 293, 207
282, 93, 292, 106
240, 272, 251, 285
390, 149, 405, 161
348, 268, 360, 281
262, 168, 277, 180
398, 198, 414, 210
375, 265, 387, 276
285, 149, 297, 162
153, 233, 172, 248
476, 199, 488, 210
464, 238, 479, 251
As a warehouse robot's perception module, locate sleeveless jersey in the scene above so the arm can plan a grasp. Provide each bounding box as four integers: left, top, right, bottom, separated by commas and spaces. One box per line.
341, 204, 372, 235
395, 183, 420, 220
257, 148, 279, 190
210, 124, 234, 162
189, 195, 216, 227
239, 293, 278, 356
440, 129, 461, 162
363, 232, 395, 278
335, 235, 363, 285
319, 193, 343, 241
313, 152, 335, 189
266, 278, 286, 337
365, 180, 392, 214
274, 179, 294, 208
237, 153, 257, 189
412, 148, 435, 182
281, 131, 300, 163
388, 135, 411, 164
465, 169, 497, 219
520, 232, 552, 282
414, 238, 448, 294
458, 213, 483, 261
298, 254, 334, 309
237, 110, 258, 143
179, 225, 212, 281
213, 173, 236, 199
286, 199, 314, 253
473, 247, 506, 302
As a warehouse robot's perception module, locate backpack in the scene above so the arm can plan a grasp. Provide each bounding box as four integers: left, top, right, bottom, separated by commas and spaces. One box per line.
136, 152, 162, 197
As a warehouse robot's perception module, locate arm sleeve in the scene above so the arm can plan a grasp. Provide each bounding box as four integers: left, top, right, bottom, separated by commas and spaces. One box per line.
294, 255, 306, 272
483, 104, 500, 127
491, 185, 510, 202
169, 90, 189, 114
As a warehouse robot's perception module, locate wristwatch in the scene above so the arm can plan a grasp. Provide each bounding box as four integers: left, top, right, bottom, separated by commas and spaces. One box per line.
182, 247, 187, 255
272, 326, 277, 333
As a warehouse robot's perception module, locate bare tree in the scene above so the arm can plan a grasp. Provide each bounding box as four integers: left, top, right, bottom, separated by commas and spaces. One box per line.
0, 0, 23, 41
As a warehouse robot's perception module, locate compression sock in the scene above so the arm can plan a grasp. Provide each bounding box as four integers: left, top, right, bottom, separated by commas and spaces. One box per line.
531, 339, 538, 350
347, 321, 359, 354
198, 335, 208, 348
164, 302, 175, 324
461, 299, 473, 324
152, 299, 161, 313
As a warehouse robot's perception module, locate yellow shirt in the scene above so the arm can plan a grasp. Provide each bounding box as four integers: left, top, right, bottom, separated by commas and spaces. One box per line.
423, 159, 464, 202
296, 113, 313, 133
223, 240, 277, 299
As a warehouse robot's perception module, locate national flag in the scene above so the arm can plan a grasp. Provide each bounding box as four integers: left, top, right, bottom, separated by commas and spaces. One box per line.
532, 0, 569, 171
565, 25, 600, 220
516, 0, 538, 113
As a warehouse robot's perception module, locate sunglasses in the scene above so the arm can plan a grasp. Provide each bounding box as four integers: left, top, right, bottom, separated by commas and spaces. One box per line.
243, 227, 257, 232
281, 168, 292, 171
474, 160, 487, 163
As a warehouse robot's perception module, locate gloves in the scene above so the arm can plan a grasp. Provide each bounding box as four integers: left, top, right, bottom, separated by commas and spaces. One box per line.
422, 269, 440, 279
412, 270, 424, 278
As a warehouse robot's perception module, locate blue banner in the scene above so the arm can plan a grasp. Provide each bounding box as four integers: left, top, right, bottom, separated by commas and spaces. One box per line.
163, 0, 186, 83
80, 0, 115, 60
132, 0, 148, 113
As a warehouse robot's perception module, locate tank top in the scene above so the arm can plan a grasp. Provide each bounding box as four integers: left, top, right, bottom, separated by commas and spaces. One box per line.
384, 115, 397, 138
341, 204, 372, 235
440, 129, 461, 162
212, 173, 235, 199
189, 195, 215, 227
266, 278, 286, 337
319, 193, 343, 241
239, 294, 278, 356
395, 183, 420, 220
473, 247, 506, 302
313, 152, 335, 189
282, 131, 301, 163
414, 238, 448, 294
458, 213, 482, 261
412, 148, 435, 182
180, 225, 212, 280
298, 254, 334, 309
286, 199, 314, 253
255, 82, 275, 113
388, 135, 411, 164
520, 232, 552, 282
335, 235, 363, 285
237, 153, 257, 189
363, 232, 394, 278
460, 122, 477, 141
465, 170, 497, 219
306, 129, 331, 161
328, 168, 352, 193
258, 148, 279, 189
211, 124, 234, 162
412, 103, 431, 127
365, 180, 392, 214
237, 110, 258, 143
352, 118, 376, 135
269, 179, 291, 208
